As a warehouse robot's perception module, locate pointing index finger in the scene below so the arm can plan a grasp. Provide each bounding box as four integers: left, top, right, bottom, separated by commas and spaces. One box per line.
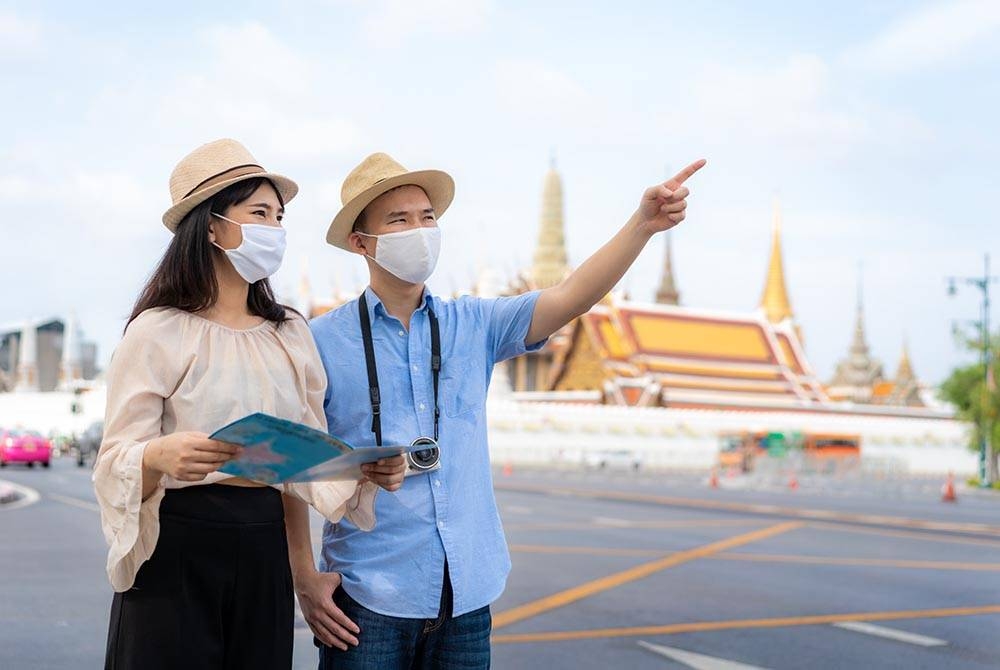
668, 159, 707, 187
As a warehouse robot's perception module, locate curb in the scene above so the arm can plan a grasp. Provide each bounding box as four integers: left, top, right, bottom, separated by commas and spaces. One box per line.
0, 483, 19, 505
0, 480, 40, 511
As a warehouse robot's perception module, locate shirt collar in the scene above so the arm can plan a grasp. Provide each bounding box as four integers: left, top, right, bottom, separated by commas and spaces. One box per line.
362, 286, 434, 321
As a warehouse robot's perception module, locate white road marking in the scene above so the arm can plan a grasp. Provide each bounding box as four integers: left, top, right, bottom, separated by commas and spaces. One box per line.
832, 621, 948, 647
48, 492, 100, 513
638, 641, 772, 669
593, 516, 634, 527
0, 479, 40, 511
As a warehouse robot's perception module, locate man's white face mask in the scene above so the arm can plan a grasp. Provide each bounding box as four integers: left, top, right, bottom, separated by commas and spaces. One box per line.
358, 227, 441, 285
212, 213, 287, 284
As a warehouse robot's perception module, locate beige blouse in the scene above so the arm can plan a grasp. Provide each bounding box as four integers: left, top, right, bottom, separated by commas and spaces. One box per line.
93, 307, 377, 592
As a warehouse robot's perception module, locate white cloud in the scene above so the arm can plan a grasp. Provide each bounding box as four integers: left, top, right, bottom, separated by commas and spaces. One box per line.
0, 176, 36, 199
0, 11, 41, 57
843, 0, 1000, 73
93, 22, 367, 162
361, 0, 494, 44
493, 59, 593, 122
69, 172, 161, 240
660, 54, 933, 161
268, 118, 363, 160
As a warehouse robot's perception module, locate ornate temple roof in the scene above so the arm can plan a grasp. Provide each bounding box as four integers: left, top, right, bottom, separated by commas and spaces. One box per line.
551, 297, 830, 410
828, 273, 887, 400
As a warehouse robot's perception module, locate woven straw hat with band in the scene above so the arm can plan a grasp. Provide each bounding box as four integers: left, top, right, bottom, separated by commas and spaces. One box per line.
162, 138, 298, 232
326, 152, 454, 251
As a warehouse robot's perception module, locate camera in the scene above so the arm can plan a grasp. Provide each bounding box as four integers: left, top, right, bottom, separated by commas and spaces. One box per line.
405, 437, 440, 476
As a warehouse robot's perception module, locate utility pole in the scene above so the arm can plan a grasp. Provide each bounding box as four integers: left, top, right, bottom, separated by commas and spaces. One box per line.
948, 254, 998, 487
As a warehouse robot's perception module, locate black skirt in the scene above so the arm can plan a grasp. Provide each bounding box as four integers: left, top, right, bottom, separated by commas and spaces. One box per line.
105, 484, 293, 670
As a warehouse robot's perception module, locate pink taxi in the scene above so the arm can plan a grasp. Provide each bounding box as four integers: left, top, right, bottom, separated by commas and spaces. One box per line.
0, 429, 52, 468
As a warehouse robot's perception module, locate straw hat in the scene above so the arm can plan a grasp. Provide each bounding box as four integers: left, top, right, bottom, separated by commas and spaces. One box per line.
162, 138, 298, 232
326, 152, 454, 250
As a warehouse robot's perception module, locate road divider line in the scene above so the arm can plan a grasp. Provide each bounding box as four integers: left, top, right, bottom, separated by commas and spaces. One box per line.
637, 641, 772, 669
510, 544, 667, 557
493, 521, 802, 630
713, 552, 1000, 572
491, 604, 1000, 644
48, 493, 100, 513
493, 482, 1000, 537
508, 546, 1000, 570
808, 521, 1000, 549
832, 621, 948, 647
0, 479, 40, 511
503, 518, 769, 532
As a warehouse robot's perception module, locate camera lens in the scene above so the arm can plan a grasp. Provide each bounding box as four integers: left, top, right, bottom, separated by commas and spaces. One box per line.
409, 437, 440, 470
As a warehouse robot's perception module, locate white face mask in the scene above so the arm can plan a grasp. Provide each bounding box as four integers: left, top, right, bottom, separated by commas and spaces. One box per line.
358, 227, 441, 285
212, 214, 287, 284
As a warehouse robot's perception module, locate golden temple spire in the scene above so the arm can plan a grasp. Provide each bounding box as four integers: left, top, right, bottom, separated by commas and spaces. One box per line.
655, 231, 680, 305
896, 338, 915, 384
531, 158, 569, 289
759, 199, 793, 323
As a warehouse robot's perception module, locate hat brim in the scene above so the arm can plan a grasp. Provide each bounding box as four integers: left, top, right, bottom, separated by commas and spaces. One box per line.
325, 170, 455, 251
162, 172, 299, 232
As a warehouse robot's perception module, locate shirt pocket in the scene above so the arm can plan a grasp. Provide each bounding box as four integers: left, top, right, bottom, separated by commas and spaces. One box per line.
327, 362, 380, 431
441, 359, 482, 419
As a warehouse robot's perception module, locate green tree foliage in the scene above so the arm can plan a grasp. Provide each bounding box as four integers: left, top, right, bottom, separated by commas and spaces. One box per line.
939, 346, 1000, 481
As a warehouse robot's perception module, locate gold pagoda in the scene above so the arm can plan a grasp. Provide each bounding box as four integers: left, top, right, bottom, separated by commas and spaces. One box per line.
507, 168, 923, 412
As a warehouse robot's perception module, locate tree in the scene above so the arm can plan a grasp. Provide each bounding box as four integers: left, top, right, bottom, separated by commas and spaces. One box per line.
939, 344, 1000, 483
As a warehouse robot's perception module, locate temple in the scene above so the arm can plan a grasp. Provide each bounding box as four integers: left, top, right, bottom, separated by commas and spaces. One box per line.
505, 167, 930, 416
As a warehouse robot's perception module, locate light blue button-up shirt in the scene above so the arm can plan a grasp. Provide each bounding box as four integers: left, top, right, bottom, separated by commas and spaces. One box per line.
310, 286, 544, 618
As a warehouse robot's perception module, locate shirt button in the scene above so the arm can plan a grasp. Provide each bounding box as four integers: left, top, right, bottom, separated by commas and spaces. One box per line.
398, 330, 405, 337
435, 480, 441, 488
412, 365, 418, 372
419, 403, 426, 410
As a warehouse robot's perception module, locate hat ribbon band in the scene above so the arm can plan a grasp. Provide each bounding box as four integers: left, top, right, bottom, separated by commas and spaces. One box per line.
182, 164, 265, 199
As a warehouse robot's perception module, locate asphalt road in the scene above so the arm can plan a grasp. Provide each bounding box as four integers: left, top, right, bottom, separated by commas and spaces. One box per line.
2, 459, 999, 669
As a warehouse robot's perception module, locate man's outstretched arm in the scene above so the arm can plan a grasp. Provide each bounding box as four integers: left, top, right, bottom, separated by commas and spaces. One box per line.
526, 159, 706, 345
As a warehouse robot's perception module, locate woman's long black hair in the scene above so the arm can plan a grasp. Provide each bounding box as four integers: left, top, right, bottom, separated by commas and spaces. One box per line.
127, 177, 296, 331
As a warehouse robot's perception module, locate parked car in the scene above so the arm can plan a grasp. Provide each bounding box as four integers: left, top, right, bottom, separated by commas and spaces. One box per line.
582, 449, 642, 472
0, 429, 52, 468
74, 420, 104, 467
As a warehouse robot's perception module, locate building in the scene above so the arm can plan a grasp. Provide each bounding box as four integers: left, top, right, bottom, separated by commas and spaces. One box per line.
0, 316, 99, 393
505, 166, 937, 421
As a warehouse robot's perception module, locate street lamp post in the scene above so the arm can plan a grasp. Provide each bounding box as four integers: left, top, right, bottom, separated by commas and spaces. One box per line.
948, 254, 998, 488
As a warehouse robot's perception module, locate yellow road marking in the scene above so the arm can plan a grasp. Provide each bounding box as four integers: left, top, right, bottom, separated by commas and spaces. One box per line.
508, 545, 1000, 570
510, 544, 665, 557
505, 518, 768, 532
808, 521, 1000, 549
492, 604, 1000, 644
715, 552, 1000, 571
495, 482, 1000, 537
493, 521, 802, 630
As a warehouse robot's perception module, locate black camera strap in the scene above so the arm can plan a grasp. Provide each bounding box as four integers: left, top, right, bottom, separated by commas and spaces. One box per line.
359, 291, 441, 447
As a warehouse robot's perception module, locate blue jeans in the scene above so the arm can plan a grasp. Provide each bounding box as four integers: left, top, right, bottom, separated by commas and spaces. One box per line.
317, 570, 491, 670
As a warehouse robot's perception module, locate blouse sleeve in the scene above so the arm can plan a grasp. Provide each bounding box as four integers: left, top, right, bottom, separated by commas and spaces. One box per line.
280, 316, 378, 530
92, 311, 176, 592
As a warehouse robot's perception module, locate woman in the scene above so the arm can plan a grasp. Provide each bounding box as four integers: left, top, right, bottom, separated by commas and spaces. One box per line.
94, 139, 406, 669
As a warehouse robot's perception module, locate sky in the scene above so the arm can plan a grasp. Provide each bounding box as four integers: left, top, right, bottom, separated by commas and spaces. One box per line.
1, 0, 998, 385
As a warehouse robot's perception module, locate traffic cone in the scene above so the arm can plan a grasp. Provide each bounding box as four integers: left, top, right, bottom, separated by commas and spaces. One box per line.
709, 468, 719, 489
788, 472, 799, 491
941, 472, 957, 503
502, 462, 513, 477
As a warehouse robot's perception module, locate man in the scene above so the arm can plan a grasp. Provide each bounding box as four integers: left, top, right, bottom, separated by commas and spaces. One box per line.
297, 152, 704, 668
